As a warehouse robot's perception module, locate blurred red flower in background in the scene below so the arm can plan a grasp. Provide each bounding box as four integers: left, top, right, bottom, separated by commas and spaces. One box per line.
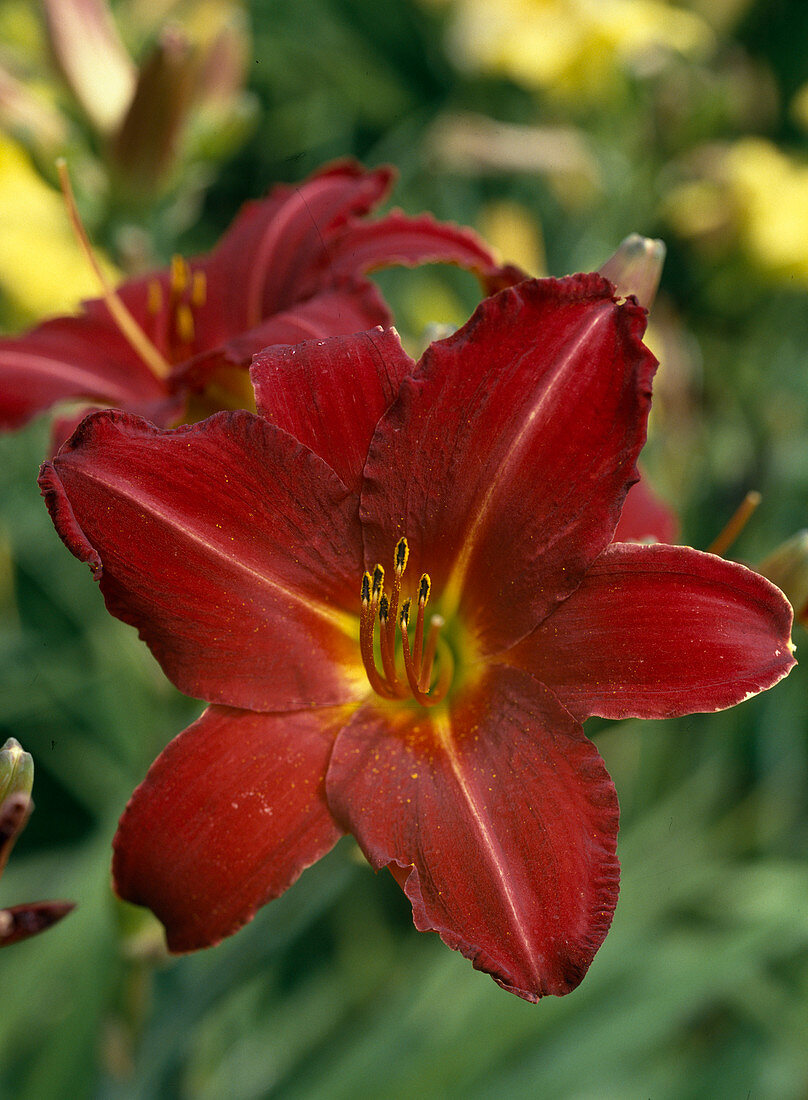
1, 160, 513, 449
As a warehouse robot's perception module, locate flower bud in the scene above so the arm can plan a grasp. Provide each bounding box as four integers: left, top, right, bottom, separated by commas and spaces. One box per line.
1, 739, 33, 879
0, 738, 33, 805
0, 901, 76, 948
110, 25, 199, 200
599, 234, 666, 310
0, 741, 75, 945
41, 0, 136, 134
758, 530, 808, 627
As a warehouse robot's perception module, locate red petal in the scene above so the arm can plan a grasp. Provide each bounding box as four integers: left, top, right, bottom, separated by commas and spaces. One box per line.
505, 542, 796, 720
113, 704, 348, 951
172, 281, 391, 396
39, 410, 366, 711
308, 209, 516, 294
360, 275, 657, 655
326, 665, 619, 1001
202, 162, 395, 328
50, 393, 185, 454
613, 473, 678, 543
252, 328, 415, 493
0, 314, 167, 432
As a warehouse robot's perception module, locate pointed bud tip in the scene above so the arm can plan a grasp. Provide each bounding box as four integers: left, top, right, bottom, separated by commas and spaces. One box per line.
598, 234, 666, 311
758, 530, 808, 625
0, 900, 75, 947
0, 740, 33, 803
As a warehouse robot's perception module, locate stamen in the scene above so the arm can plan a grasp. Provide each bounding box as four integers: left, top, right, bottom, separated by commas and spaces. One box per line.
147, 279, 163, 315
175, 302, 195, 344
170, 254, 189, 295
56, 159, 171, 380
707, 491, 761, 557
395, 537, 409, 574
359, 545, 452, 705
359, 573, 394, 699
413, 573, 430, 671
378, 594, 405, 694
387, 538, 408, 653
191, 270, 207, 307
400, 602, 444, 707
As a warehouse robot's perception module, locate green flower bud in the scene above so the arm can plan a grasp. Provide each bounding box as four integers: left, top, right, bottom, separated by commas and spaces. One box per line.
758, 530, 808, 628
0, 738, 33, 805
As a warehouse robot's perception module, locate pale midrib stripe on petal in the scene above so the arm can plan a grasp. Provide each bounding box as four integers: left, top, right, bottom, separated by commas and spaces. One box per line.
245, 177, 339, 327
0, 350, 150, 402
433, 710, 543, 992
77, 466, 359, 639
442, 309, 608, 616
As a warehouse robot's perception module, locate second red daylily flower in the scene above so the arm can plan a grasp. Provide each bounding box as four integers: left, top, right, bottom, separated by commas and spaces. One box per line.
1, 159, 514, 448
39, 275, 794, 1001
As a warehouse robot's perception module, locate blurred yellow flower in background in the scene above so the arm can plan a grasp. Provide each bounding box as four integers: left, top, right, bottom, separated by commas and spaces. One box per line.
0, 0, 254, 231
0, 135, 118, 326
477, 198, 547, 275
431, 0, 714, 102
665, 137, 808, 284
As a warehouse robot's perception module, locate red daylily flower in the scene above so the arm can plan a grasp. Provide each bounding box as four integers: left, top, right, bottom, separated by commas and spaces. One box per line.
1, 160, 515, 448
39, 276, 794, 1000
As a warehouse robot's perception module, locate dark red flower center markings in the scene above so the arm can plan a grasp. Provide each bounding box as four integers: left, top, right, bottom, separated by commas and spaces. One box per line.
359, 537, 454, 706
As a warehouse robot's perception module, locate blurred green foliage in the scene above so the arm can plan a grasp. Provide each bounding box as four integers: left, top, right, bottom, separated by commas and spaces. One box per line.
1, 0, 808, 1097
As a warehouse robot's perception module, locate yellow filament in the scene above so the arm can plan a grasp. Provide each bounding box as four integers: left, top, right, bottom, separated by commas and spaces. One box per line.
56, 159, 171, 380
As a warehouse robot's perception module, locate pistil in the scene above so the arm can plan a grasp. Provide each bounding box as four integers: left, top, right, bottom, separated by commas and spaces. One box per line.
57, 159, 172, 381
419, 613, 445, 693
707, 491, 761, 557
